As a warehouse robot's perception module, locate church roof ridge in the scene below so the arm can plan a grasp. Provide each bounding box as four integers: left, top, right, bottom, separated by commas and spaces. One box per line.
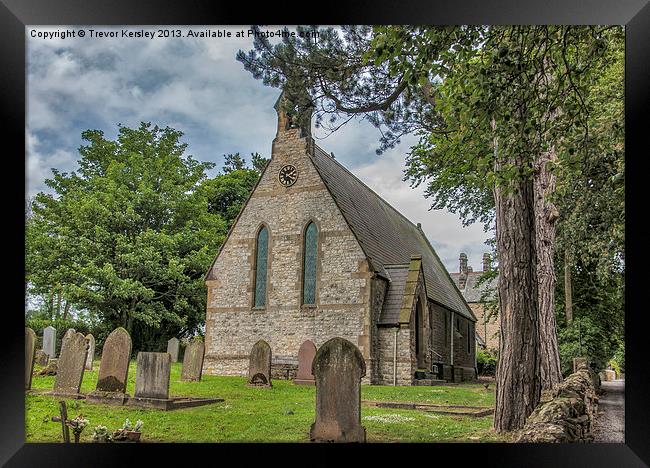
309, 144, 475, 321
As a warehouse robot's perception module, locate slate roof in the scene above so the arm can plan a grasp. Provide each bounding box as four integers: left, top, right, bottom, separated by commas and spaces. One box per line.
310, 145, 475, 321
449, 271, 498, 303
378, 266, 409, 325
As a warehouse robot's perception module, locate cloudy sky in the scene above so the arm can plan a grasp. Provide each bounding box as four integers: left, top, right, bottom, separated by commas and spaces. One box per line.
26, 25, 490, 273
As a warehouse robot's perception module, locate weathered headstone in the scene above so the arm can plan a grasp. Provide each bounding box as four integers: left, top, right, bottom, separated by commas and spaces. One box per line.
85, 334, 95, 370
43, 325, 56, 359
181, 339, 205, 382
25, 327, 37, 390
310, 337, 366, 443
35, 349, 49, 366
94, 327, 132, 394
248, 339, 272, 387
167, 337, 180, 363
134, 352, 171, 399
294, 340, 317, 385
52, 329, 88, 398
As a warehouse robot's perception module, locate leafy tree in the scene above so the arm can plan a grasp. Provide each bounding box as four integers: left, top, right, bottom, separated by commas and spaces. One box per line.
201, 153, 268, 225
238, 25, 623, 431
222, 153, 247, 173
26, 123, 227, 352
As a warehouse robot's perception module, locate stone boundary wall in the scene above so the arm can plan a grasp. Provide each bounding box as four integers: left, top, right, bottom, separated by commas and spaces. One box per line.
516, 363, 599, 443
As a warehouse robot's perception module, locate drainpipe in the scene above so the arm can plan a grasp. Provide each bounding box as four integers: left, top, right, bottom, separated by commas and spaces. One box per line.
450, 311, 454, 367
393, 327, 398, 386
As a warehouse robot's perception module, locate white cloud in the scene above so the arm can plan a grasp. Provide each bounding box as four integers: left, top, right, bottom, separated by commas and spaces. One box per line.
26, 25, 491, 272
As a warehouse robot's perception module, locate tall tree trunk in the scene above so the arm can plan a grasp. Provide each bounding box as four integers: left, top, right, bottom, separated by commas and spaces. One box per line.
493, 124, 541, 432
564, 249, 573, 324
533, 147, 563, 390
48, 288, 56, 319
55, 288, 62, 319
62, 300, 71, 321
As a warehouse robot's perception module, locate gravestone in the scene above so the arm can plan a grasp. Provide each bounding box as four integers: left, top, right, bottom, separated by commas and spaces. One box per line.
128, 351, 222, 410
167, 337, 180, 363
87, 328, 132, 405
52, 329, 88, 398
294, 340, 317, 385
310, 337, 366, 443
248, 340, 272, 387
134, 352, 171, 399
43, 325, 56, 359
85, 334, 95, 370
25, 327, 37, 390
35, 349, 49, 366
181, 339, 205, 382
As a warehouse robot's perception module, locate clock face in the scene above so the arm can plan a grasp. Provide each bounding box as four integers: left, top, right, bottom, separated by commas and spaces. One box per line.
278, 164, 298, 187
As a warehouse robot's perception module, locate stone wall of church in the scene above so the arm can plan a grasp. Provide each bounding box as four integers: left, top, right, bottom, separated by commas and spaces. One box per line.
204, 127, 373, 380
376, 326, 413, 386
430, 302, 477, 382
369, 277, 388, 384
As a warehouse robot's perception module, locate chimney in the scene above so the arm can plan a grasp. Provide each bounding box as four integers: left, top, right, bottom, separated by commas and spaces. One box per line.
459, 253, 468, 274
458, 252, 468, 289
483, 253, 491, 272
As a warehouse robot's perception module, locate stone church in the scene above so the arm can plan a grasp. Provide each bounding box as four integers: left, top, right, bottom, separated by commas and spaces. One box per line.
203, 95, 477, 385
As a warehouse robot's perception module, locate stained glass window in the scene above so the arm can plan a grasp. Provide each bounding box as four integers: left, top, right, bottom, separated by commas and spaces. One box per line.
254, 226, 269, 308
302, 222, 318, 305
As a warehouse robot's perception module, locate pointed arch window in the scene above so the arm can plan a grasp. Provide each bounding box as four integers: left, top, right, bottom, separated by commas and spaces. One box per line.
302, 221, 318, 305
253, 226, 269, 308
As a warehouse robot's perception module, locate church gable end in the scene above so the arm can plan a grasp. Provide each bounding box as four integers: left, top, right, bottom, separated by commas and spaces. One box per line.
203, 99, 372, 378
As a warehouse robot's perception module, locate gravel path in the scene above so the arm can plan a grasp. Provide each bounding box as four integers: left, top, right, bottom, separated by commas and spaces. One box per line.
592, 379, 625, 443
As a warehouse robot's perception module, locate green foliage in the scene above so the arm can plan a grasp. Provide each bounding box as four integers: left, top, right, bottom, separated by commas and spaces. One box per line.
26, 123, 234, 352
555, 255, 624, 375
26, 317, 97, 355
476, 348, 498, 376
200, 169, 259, 225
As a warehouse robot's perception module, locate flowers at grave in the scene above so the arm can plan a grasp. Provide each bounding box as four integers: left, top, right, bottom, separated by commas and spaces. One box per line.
112, 418, 143, 441
91, 425, 112, 443
68, 415, 89, 437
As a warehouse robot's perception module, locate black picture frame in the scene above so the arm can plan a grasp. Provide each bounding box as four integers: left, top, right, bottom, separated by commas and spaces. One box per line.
2, 0, 648, 466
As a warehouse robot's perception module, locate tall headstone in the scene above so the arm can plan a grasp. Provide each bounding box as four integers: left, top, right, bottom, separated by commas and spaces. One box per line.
52, 329, 88, 397
310, 337, 366, 443
134, 352, 171, 399
43, 325, 56, 359
95, 327, 132, 393
167, 337, 180, 363
181, 339, 205, 382
294, 340, 317, 385
248, 340, 272, 387
25, 327, 37, 390
85, 334, 96, 370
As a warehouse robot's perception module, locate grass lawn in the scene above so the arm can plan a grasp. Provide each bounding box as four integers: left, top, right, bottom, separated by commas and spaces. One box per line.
26, 361, 506, 443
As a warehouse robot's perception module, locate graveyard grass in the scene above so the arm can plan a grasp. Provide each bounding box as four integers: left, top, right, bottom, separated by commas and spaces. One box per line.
26, 361, 506, 443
